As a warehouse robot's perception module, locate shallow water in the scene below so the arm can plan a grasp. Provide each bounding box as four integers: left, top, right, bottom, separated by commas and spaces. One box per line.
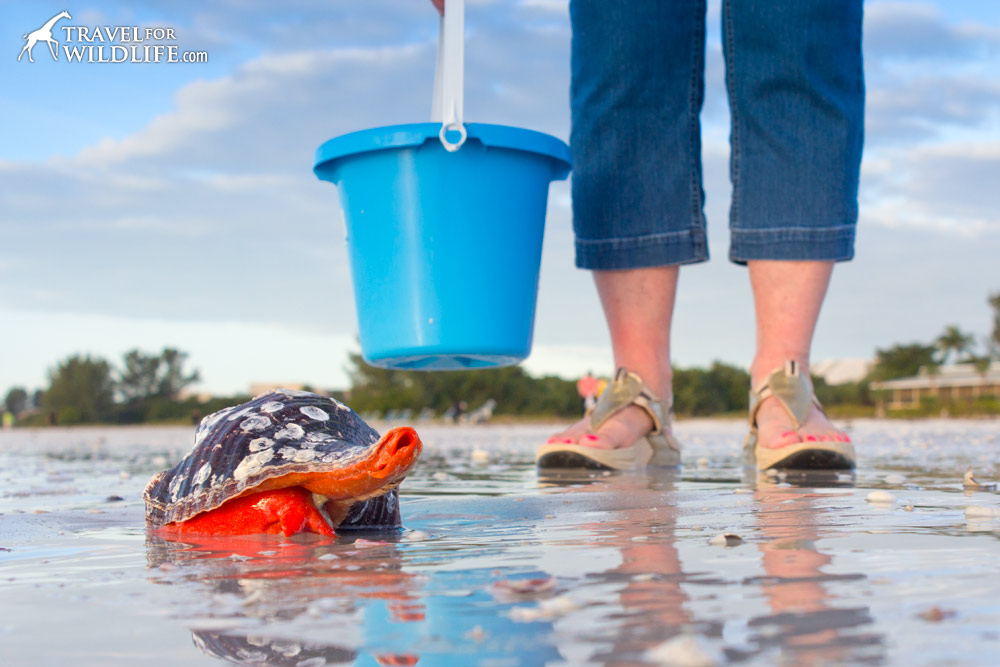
2, 419, 1000, 666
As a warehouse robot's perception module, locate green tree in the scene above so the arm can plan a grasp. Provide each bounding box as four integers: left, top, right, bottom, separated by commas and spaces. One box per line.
935, 324, 976, 365
869, 343, 938, 381
155, 348, 201, 399
344, 350, 579, 417
117, 347, 201, 423
119, 349, 162, 402
989, 292, 1000, 358
119, 347, 200, 402
43, 355, 115, 424
673, 362, 751, 416
4, 387, 28, 416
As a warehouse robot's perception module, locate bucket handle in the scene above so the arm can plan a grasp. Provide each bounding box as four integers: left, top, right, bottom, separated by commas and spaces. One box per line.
431, 0, 466, 152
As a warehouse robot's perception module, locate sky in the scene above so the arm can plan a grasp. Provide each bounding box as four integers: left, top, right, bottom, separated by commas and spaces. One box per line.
1, 0, 999, 396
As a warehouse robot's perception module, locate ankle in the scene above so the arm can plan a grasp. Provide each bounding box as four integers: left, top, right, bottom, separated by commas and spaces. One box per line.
750, 355, 810, 387
610, 361, 672, 401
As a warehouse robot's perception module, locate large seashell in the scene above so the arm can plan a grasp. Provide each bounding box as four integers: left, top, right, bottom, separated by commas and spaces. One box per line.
144, 390, 413, 530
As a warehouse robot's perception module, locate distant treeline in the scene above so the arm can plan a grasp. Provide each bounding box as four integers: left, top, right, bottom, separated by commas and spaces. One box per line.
3, 348, 246, 426
345, 350, 843, 418
3, 292, 997, 425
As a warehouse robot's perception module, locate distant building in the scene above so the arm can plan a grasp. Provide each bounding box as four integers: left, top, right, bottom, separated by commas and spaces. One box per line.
177, 389, 215, 403
869, 362, 1000, 410
811, 358, 873, 385
249, 382, 308, 397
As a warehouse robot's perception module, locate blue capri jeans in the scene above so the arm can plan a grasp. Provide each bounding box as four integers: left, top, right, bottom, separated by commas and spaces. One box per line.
570, 0, 865, 268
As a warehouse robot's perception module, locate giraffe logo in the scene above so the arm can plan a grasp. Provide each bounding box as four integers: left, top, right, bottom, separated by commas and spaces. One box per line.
17, 11, 72, 63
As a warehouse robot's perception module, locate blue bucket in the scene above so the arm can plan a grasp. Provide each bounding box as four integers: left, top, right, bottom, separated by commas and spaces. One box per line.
314, 122, 571, 370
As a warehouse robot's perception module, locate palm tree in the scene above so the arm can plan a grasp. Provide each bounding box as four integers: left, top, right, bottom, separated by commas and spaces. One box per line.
935, 325, 976, 366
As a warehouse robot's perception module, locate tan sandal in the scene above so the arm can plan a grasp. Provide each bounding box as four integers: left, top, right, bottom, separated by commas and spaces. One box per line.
745, 360, 855, 470
536, 367, 681, 470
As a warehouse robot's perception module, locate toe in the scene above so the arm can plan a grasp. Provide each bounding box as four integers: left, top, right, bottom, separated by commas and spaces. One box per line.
776, 430, 801, 448
580, 433, 616, 450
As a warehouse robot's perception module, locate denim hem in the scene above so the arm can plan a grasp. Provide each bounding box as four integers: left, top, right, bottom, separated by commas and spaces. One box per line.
576, 229, 709, 270
729, 225, 856, 265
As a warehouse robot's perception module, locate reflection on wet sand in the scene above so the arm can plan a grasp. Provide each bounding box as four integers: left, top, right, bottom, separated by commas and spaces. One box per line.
539, 469, 695, 665
144, 467, 887, 666
5, 421, 1000, 665
146, 533, 423, 665
748, 473, 884, 664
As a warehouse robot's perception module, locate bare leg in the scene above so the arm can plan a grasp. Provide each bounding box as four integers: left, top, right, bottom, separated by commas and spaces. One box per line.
748, 260, 848, 448
548, 266, 678, 450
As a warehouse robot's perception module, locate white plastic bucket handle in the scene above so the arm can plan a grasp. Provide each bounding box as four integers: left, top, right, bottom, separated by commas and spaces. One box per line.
431, 0, 466, 152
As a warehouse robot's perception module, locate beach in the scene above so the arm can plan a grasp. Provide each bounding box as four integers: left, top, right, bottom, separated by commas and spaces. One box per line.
2, 419, 1000, 665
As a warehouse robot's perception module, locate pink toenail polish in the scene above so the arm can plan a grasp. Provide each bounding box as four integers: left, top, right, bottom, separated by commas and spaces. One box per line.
805, 435, 818, 442
844, 435, 852, 443
584, 434, 598, 441
546, 437, 558, 444
562, 439, 573, 444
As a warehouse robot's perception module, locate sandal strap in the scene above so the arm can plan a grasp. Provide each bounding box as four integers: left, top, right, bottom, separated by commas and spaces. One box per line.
590, 367, 670, 435
748, 360, 823, 430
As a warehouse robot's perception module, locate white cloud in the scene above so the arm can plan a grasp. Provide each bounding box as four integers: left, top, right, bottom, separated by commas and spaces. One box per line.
865, 2, 1000, 61
519, 0, 568, 13
862, 141, 1000, 235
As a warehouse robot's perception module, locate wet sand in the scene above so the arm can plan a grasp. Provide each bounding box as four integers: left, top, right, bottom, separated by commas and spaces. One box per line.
2, 419, 1000, 666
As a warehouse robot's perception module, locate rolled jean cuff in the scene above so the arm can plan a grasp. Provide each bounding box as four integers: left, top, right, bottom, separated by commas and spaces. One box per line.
729, 224, 856, 265
575, 228, 709, 270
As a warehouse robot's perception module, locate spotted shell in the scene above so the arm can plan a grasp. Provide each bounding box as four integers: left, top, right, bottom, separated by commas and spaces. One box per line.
144, 389, 382, 527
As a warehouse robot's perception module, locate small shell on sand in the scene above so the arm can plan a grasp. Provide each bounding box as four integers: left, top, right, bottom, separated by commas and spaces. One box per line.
403, 530, 430, 542
733, 488, 753, 494
917, 606, 957, 622
866, 491, 896, 504
644, 634, 721, 667
353, 538, 388, 548
709, 533, 742, 547
963, 467, 998, 491
883, 473, 906, 485
508, 595, 578, 622
470, 449, 489, 464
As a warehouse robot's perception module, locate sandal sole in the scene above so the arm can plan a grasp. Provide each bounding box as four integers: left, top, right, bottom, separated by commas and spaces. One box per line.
535, 439, 654, 471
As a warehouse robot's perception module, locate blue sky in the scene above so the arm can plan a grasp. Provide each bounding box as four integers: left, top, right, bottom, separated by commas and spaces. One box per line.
2, 0, 999, 395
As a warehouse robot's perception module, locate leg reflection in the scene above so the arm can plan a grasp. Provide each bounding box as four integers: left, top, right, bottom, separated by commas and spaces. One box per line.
750, 484, 883, 664
540, 470, 694, 664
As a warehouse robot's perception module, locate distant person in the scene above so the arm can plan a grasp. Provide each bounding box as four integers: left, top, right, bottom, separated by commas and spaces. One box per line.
426, 1, 862, 470
576, 372, 599, 413
446, 400, 467, 424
